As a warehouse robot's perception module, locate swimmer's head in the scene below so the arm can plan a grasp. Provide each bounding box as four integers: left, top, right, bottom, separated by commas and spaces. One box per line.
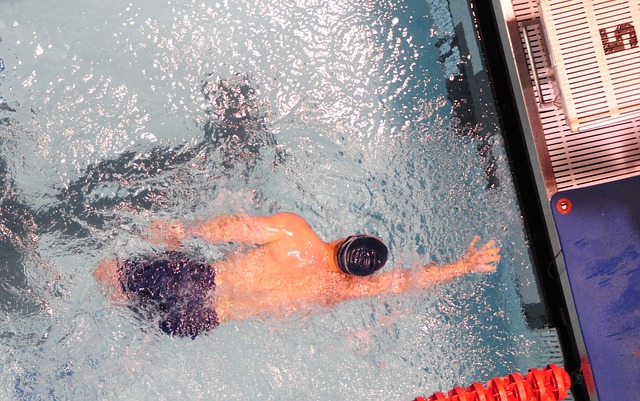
337, 235, 388, 276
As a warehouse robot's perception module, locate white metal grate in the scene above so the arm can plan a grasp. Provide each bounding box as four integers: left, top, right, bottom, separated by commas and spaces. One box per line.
509, 0, 640, 190
539, 0, 640, 132
545, 115, 640, 189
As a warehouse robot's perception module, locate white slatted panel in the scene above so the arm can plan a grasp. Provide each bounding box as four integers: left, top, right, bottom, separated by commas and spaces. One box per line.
545, 118, 640, 188
508, 0, 640, 191
539, 0, 640, 132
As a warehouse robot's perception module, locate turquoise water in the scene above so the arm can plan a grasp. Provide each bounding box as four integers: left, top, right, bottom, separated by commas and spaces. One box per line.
1, 0, 554, 399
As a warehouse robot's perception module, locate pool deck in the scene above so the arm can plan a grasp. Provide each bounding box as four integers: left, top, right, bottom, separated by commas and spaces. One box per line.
484, 0, 640, 400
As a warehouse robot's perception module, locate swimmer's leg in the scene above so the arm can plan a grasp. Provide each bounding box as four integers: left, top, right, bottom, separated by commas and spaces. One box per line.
94, 259, 126, 301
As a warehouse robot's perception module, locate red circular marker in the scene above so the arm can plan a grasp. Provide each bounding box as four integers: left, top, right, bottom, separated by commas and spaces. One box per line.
556, 198, 572, 214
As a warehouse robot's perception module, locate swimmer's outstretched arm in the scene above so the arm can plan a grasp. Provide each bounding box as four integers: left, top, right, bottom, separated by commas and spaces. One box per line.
339, 237, 500, 301
148, 212, 309, 247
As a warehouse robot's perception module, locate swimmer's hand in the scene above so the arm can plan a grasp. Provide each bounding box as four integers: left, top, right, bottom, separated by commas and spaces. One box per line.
460, 236, 500, 274
408, 236, 500, 290
147, 220, 186, 249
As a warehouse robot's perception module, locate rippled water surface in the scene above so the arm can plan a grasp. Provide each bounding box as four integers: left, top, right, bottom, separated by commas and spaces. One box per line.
2, 0, 554, 399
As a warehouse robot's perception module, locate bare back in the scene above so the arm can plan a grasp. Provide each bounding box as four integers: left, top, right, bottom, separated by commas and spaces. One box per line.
212, 213, 347, 322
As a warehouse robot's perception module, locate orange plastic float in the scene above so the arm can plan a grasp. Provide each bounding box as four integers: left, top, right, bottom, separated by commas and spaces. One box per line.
413, 364, 571, 401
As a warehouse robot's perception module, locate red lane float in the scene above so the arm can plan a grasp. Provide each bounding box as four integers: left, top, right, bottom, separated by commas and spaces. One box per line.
413, 364, 571, 401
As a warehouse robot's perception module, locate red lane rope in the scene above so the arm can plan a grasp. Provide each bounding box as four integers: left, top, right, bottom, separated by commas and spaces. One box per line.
413, 364, 571, 401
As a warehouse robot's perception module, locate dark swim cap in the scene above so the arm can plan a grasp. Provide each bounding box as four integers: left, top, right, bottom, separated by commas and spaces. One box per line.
337, 235, 388, 276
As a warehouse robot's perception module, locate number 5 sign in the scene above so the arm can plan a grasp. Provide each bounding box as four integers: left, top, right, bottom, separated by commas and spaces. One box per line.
600, 23, 638, 55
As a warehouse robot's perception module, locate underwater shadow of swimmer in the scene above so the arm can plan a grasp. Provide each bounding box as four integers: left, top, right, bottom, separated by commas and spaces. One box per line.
201, 73, 281, 170
0, 118, 45, 320
36, 74, 284, 237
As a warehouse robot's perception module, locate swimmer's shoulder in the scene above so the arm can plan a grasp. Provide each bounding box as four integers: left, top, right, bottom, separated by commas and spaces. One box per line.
266, 211, 307, 227
264, 212, 317, 239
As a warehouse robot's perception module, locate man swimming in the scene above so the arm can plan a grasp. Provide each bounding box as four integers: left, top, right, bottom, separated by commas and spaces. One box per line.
94, 212, 500, 338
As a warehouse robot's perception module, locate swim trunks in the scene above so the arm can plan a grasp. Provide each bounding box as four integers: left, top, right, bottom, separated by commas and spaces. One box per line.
118, 251, 219, 338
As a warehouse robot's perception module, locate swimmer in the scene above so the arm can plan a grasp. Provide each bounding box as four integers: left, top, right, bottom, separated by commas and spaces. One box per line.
94, 212, 500, 338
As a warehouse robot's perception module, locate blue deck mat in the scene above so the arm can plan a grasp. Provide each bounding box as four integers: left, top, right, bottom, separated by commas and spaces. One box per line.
551, 175, 640, 401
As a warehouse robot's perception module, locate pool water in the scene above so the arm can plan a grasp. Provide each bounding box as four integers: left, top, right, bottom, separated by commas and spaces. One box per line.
1, 0, 558, 399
